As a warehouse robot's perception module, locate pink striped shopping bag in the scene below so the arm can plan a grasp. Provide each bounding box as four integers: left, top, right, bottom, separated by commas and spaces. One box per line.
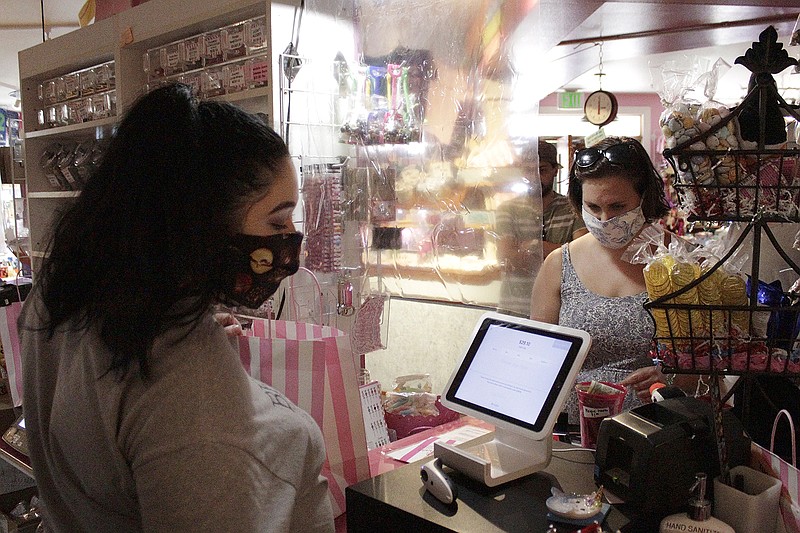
0, 302, 23, 407
750, 410, 800, 533
238, 319, 369, 518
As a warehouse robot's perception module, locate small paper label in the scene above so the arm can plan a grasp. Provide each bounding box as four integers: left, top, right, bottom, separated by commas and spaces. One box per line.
582, 405, 611, 418
584, 128, 607, 148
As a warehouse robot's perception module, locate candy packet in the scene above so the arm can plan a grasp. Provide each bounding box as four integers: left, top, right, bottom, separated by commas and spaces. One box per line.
652, 56, 704, 152
624, 224, 696, 339
656, 57, 748, 218
624, 224, 752, 342
382, 373, 439, 416
694, 58, 739, 187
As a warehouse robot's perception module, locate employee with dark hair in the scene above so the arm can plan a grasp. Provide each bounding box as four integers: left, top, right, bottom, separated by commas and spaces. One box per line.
531, 136, 673, 423
20, 84, 333, 532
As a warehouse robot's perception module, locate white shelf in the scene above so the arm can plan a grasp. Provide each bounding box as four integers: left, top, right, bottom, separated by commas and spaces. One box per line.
208, 85, 271, 103
28, 191, 81, 199
18, 0, 290, 279
24, 117, 117, 139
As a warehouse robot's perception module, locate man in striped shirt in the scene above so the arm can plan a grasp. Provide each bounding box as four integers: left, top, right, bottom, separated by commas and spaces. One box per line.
496, 140, 587, 316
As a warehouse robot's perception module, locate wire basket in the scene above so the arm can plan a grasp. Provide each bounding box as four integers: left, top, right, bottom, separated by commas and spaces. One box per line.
666, 148, 800, 222
644, 223, 800, 377
662, 26, 800, 223
651, 28, 800, 374
646, 301, 800, 375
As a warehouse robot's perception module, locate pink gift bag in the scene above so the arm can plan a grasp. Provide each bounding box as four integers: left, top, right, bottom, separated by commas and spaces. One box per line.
238, 319, 370, 518
750, 409, 800, 533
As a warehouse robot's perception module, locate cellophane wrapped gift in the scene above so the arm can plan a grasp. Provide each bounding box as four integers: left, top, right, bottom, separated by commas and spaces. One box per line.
626, 225, 799, 374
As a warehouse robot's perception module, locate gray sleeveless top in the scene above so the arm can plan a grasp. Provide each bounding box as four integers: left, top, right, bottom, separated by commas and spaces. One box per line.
558, 245, 655, 423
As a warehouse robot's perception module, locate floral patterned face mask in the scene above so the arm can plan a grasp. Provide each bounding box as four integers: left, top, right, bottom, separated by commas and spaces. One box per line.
581, 204, 645, 249
221, 232, 303, 309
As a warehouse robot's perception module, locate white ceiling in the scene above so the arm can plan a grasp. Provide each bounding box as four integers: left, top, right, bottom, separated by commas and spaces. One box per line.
510, 1, 800, 105
0, 1, 799, 111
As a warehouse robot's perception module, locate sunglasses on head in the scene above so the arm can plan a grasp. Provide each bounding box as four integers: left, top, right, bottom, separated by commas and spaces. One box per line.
574, 140, 641, 169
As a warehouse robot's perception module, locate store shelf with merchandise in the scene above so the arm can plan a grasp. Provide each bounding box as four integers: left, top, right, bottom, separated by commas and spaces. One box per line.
18, 0, 299, 273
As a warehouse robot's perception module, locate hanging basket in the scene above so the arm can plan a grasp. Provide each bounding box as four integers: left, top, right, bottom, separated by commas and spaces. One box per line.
644, 220, 800, 376
662, 26, 800, 222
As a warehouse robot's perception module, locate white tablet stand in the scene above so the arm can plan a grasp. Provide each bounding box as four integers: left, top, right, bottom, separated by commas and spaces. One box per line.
434, 426, 553, 487
434, 312, 591, 488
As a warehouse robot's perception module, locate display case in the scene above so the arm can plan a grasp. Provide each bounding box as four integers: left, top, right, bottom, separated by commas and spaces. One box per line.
18, 0, 297, 275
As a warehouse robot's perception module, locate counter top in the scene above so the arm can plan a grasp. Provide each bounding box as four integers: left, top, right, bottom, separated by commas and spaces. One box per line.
343, 416, 632, 532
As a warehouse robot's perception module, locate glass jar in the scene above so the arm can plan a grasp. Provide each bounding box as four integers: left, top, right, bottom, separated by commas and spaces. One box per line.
182, 34, 204, 71
55, 103, 71, 126
245, 54, 270, 89
161, 41, 183, 77
61, 73, 80, 100
40, 146, 68, 190
91, 91, 115, 119
222, 21, 247, 61
225, 61, 246, 93
94, 61, 115, 92
202, 66, 226, 97
73, 141, 96, 187
56, 144, 80, 190
144, 47, 165, 79
246, 16, 268, 55
203, 29, 224, 66
79, 67, 97, 96
67, 98, 91, 124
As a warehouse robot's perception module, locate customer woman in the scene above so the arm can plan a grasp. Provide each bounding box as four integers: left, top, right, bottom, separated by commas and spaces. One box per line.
530, 136, 672, 423
20, 84, 333, 532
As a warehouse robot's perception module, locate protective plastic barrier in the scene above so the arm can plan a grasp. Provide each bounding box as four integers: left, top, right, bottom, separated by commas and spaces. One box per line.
286, 0, 548, 317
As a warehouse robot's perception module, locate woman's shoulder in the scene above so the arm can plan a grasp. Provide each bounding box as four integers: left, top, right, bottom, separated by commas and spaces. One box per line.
569, 232, 613, 259
568, 232, 594, 250
540, 242, 565, 276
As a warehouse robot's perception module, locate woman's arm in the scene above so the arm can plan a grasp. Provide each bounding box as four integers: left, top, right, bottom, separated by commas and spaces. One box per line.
529, 245, 563, 324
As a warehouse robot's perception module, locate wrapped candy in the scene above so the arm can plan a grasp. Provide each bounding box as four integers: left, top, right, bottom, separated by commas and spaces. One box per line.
644, 257, 674, 338
624, 224, 796, 373
694, 59, 739, 186
382, 373, 439, 416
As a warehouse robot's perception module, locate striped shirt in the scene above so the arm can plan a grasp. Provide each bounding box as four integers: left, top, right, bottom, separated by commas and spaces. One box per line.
495, 192, 584, 316
543, 193, 585, 244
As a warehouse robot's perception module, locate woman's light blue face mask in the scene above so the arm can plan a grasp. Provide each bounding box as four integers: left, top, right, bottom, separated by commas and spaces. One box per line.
581, 204, 646, 249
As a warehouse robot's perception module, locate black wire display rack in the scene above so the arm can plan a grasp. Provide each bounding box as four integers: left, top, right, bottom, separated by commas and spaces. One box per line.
645, 217, 800, 376
648, 26, 800, 379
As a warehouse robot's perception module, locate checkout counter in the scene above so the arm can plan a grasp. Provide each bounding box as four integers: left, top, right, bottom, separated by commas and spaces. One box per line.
346, 395, 750, 533
347, 428, 630, 532
345, 314, 751, 532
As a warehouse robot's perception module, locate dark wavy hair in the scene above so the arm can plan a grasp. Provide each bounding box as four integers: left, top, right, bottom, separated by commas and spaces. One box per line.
567, 136, 669, 222
35, 83, 290, 378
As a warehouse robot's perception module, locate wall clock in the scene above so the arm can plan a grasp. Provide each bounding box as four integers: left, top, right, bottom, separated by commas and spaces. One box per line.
584, 90, 618, 127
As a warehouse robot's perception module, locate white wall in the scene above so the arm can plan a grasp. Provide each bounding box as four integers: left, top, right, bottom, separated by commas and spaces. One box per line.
364, 298, 487, 395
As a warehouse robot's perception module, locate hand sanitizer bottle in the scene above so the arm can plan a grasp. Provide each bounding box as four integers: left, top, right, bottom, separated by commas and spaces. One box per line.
659, 473, 734, 533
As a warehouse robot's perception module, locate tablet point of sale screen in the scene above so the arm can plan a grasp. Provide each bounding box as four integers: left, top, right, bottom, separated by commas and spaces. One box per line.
454, 324, 571, 425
